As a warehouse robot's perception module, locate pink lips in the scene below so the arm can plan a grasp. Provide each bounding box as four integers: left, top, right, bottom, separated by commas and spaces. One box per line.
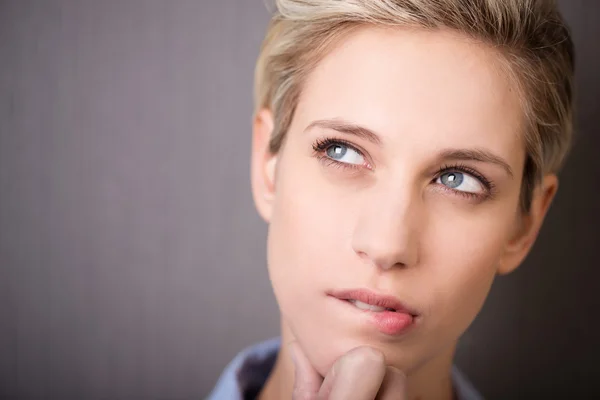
328, 288, 418, 336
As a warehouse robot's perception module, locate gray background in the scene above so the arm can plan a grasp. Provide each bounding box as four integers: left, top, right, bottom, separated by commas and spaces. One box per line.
0, 1, 598, 399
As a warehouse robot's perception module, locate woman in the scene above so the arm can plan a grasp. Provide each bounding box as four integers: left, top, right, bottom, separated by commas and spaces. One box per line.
209, 0, 574, 398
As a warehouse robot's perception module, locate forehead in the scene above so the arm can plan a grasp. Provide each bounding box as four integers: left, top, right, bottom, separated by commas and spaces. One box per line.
294, 26, 524, 165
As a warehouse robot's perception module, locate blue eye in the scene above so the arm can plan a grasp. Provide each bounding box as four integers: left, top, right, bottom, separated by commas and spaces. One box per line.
437, 171, 484, 194
325, 144, 365, 165
440, 172, 463, 188
326, 144, 347, 159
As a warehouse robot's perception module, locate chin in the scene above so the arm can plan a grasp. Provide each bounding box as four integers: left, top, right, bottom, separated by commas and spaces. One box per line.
305, 329, 434, 377
298, 331, 379, 375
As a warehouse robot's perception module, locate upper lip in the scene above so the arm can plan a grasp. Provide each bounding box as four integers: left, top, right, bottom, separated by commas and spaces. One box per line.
328, 288, 418, 315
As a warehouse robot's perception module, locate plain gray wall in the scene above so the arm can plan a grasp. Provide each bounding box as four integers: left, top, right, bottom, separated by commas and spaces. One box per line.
1, 1, 598, 399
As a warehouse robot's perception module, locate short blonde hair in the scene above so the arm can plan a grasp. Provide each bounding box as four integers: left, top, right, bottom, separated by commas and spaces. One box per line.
254, 0, 575, 211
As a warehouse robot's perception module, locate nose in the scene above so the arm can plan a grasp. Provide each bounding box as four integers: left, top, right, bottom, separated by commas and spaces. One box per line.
351, 183, 421, 270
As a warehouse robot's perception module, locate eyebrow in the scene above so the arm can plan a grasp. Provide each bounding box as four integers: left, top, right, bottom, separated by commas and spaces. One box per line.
305, 118, 514, 177
439, 148, 514, 178
305, 119, 382, 145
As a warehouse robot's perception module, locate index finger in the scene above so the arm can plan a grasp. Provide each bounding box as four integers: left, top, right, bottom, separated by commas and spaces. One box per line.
289, 341, 323, 400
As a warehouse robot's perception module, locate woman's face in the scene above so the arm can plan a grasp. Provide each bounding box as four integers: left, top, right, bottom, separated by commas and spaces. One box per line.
252, 27, 553, 376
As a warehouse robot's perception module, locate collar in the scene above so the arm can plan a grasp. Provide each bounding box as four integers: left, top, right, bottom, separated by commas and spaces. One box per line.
206, 337, 483, 400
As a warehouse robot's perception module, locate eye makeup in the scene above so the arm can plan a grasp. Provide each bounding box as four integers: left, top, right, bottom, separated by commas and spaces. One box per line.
311, 136, 497, 201
432, 163, 497, 201
311, 137, 372, 170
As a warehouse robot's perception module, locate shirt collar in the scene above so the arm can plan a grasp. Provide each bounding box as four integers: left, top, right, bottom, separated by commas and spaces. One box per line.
206, 337, 483, 400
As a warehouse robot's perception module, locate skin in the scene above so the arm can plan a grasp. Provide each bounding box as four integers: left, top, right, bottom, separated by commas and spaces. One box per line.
250, 26, 557, 400
289, 343, 407, 399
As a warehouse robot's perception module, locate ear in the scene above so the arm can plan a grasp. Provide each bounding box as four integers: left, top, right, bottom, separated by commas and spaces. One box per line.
497, 174, 558, 275
250, 108, 278, 223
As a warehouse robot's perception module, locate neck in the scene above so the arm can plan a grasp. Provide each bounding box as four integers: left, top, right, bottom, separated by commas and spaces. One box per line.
258, 322, 457, 400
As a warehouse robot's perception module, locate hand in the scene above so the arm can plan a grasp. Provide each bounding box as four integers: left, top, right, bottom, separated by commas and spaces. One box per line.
289, 341, 407, 400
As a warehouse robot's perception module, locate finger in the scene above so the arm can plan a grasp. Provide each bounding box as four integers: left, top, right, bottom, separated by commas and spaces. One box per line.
375, 366, 407, 400
328, 346, 387, 400
289, 341, 323, 400
316, 354, 341, 399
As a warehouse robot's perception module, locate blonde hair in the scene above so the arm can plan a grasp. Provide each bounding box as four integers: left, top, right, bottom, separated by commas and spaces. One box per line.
254, 0, 575, 211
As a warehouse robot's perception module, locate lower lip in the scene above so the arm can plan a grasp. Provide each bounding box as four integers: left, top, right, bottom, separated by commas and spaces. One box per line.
338, 299, 415, 336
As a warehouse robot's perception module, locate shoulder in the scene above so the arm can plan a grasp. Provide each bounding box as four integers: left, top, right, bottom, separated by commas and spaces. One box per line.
206, 337, 280, 400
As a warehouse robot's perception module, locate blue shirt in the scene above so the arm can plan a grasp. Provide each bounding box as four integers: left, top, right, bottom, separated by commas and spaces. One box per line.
207, 337, 484, 400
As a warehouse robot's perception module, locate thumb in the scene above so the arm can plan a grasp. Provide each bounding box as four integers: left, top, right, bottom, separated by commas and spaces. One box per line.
289, 341, 323, 400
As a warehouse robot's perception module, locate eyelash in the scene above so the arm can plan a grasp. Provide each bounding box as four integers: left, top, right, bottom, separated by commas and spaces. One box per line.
311, 137, 496, 200
434, 163, 495, 200
312, 137, 367, 169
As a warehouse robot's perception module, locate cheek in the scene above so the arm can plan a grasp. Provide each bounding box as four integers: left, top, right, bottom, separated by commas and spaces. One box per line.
266, 155, 345, 306
422, 206, 514, 335
267, 146, 358, 279
266, 157, 358, 374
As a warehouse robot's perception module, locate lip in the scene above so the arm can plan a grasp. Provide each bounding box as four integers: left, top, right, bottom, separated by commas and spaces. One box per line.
327, 288, 418, 315
327, 288, 419, 336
